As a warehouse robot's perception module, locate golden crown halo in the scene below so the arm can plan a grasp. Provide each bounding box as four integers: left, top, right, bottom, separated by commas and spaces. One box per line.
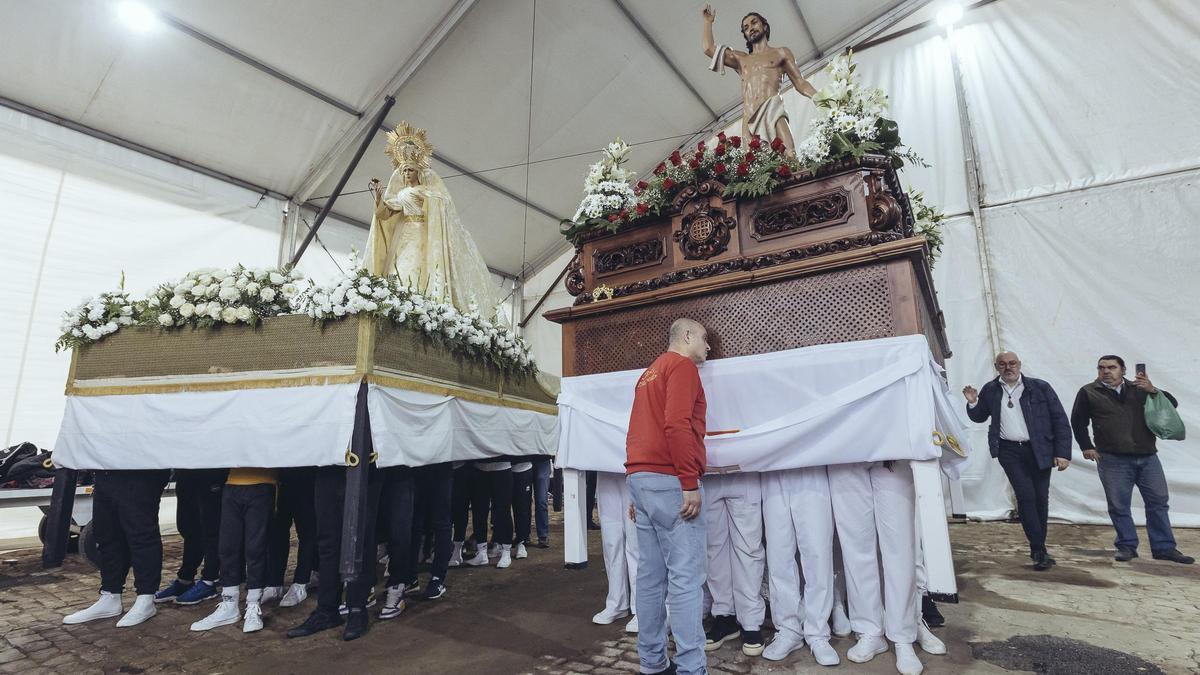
385, 121, 434, 169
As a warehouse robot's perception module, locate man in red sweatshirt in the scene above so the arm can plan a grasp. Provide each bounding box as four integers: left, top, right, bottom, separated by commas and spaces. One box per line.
626, 318, 710, 675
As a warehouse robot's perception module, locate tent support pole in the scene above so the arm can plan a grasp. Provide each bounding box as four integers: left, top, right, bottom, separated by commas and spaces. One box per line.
947, 25, 1001, 355
291, 96, 395, 267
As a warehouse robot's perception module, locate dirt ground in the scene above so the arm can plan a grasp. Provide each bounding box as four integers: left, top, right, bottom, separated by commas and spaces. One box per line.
1, 520, 1197, 674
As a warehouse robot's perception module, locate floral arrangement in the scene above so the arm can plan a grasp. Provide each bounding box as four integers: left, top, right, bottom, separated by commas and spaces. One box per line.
55, 274, 138, 352
54, 258, 537, 377
798, 51, 924, 171
56, 266, 303, 351
144, 265, 304, 329
562, 133, 800, 241
296, 256, 536, 375
572, 139, 638, 223
908, 189, 946, 264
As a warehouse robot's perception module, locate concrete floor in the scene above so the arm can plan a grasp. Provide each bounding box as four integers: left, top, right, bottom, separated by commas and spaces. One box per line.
0, 520, 1196, 674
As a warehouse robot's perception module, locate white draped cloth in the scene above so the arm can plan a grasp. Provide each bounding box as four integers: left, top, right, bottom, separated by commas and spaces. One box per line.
556, 336, 970, 477
53, 382, 556, 469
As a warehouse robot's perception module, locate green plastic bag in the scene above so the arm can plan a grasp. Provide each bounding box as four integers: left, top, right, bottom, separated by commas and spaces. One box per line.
1145, 393, 1186, 440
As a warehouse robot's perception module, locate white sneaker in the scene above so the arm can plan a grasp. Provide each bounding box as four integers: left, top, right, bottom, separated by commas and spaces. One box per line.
847, 635, 889, 663
464, 544, 489, 566
515, 543, 528, 559
762, 632, 804, 661
379, 584, 406, 620
260, 586, 282, 604
497, 545, 512, 569
624, 614, 639, 634
592, 607, 630, 625
810, 638, 840, 666
190, 597, 240, 631
894, 643, 924, 675
831, 603, 852, 637
917, 621, 946, 655
63, 591, 123, 624
448, 541, 464, 567
242, 602, 263, 633
280, 583, 308, 608
116, 594, 156, 627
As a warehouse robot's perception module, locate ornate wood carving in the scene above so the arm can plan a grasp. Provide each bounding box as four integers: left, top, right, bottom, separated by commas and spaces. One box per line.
864, 173, 901, 232
751, 188, 852, 241
675, 204, 736, 260
592, 237, 666, 278
564, 254, 585, 296
574, 230, 906, 305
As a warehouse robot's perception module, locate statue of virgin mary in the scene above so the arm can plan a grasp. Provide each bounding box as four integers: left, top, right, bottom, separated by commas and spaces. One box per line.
365, 122, 499, 316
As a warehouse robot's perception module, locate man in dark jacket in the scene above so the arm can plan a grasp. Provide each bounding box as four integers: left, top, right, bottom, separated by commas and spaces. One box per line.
963, 351, 1071, 570
1071, 355, 1192, 564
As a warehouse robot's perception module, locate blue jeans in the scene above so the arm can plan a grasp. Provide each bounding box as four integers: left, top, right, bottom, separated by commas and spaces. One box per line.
1096, 453, 1176, 553
629, 472, 707, 675
534, 458, 552, 542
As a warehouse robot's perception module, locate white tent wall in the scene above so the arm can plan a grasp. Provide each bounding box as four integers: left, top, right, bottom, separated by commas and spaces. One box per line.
1, 106, 284, 449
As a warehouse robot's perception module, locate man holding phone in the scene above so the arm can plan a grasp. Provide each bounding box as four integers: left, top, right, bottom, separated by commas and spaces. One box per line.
963, 351, 1072, 571
1070, 356, 1192, 564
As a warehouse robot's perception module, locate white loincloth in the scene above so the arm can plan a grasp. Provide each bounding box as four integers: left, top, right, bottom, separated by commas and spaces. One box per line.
746, 94, 789, 143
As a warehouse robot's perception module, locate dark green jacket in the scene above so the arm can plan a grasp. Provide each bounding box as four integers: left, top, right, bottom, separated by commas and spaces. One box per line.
1070, 379, 1178, 455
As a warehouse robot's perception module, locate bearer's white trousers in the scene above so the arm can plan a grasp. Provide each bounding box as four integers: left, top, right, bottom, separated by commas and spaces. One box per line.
597, 471, 638, 615
762, 466, 835, 641
703, 472, 765, 630
828, 460, 918, 643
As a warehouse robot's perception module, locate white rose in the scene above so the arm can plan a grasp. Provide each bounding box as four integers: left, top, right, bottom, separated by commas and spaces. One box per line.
246, 282, 260, 295
221, 307, 238, 323
208, 304, 223, 320
259, 287, 276, 302
220, 275, 237, 287
167, 294, 184, 308
190, 284, 206, 297
83, 325, 101, 340
219, 286, 240, 301
270, 272, 286, 285
71, 328, 83, 337
158, 313, 174, 327
235, 306, 253, 322
198, 274, 213, 286
332, 305, 346, 317
179, 303, 195, 318
281, 283, 297, 296
204, 285, 219, 298
149, 296, 162, 308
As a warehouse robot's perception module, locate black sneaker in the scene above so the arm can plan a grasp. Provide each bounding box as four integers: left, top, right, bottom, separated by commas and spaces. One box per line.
286, 609, 343, 638
921, 595, 944, 628
741, 629, 764, 656
1033, 552, 1052, 571
704, 615, 740, 651
537, 539, 550, 549
1114, 547, 1138, 562
421, 577, 446, 600
1152, 548, 1194, 564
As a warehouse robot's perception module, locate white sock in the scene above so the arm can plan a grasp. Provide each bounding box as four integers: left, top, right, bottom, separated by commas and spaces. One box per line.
246, 588, 263, 603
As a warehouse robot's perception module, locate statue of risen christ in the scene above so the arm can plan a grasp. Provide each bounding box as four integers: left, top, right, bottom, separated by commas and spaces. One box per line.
701, 4, 817, 154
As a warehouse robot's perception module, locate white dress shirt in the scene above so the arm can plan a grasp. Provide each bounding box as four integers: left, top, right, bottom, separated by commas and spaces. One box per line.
970, 376, 1031, 442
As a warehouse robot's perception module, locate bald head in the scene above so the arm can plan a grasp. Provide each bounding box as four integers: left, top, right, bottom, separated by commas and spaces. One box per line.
994, 351, 1022, 384
668, 318, 710, 365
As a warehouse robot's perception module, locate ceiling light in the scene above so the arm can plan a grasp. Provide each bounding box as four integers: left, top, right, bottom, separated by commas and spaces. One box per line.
117, 1, 159, 32
936, 3, 964, 27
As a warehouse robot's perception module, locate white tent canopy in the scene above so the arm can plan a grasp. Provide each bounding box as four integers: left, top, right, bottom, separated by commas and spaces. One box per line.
3, 0, 1198, 529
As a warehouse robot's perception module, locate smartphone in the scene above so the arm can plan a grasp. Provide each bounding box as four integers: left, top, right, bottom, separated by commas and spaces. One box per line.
1135, 363, 1147, 377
